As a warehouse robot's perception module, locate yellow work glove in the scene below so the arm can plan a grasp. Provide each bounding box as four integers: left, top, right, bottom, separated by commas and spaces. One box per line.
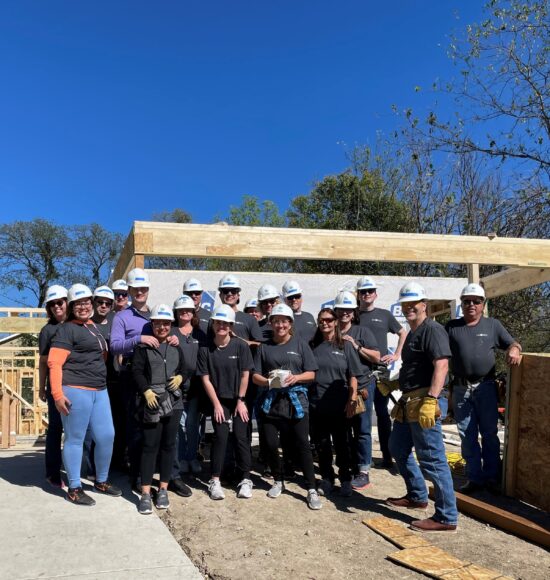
167, 375, 183, 392
143, 389, 158, 409
377, 380, 398, 397
418, 397, 437, 429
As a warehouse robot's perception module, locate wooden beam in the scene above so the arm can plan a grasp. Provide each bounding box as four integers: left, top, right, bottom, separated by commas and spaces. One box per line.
111, 224, 136, 281
482, 267, 550, 299
0, 318, 47, 334
504, 361, 523, 496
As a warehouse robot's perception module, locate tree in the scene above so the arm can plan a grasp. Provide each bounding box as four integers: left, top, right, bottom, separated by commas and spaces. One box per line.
0, 219, 73, 306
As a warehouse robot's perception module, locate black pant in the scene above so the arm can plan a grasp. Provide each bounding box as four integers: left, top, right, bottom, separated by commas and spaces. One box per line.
107, 378, 126, 469
211, 399, 251, 480
310, 411, 352, 483
141, 408, 183, 486
45, 389, 63, 479
374, 387, 392, 461
121, 369, 143, 480
263, 414, 316, 488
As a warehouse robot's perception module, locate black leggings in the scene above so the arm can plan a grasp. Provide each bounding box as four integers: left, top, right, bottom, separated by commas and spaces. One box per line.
263, 414, 316, 488
211, 398, 251, 480
310, 411, 352, 483
141, 408, 183, 486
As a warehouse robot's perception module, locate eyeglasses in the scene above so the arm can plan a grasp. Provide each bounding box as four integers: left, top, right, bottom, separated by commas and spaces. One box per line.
462, 299, 484, 306
49, 300, 65, 308
185, 291, 202, 297
133, 287, 149, 294
95, 300, 113, 307
359, 289, 376, 295
287, 294, 302, 300
318, 318, 336, 325
114, 292, 128, 298
73, 301, 92, 309
220, 288, 240, 295
260, 298, 278, 305
152, 320, 172, 327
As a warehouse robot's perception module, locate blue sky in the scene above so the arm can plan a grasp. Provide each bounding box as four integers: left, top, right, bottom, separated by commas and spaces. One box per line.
0, 1, 485, 236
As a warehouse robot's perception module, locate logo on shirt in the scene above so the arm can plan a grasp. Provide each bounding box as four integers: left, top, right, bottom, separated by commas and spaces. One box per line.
235, 320, 244, 326
476, 333, 488, 337
371, 318, 383, 323
228, 355, 239, 359
331, 351, 345, 357
286, 351, 300, 357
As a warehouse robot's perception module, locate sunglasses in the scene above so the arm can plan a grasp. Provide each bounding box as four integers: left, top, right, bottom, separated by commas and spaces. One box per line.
260, 298, 278, 305
220, 288, 240, 295
359, 289, 376, 295
115, 292, 128, 298
318, 318, 336, 324
95, 299, 113, 307
49, 300, 65, 308
287, 294, 302, 300
185, 291, 202, 296
462, 299, 484, 306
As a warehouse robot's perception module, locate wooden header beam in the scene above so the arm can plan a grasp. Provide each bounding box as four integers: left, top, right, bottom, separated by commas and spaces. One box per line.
0, 308, 47, 334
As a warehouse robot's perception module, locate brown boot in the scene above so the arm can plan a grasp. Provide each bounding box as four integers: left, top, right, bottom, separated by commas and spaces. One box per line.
410, 517, 457, 533
386, 495, 428, 510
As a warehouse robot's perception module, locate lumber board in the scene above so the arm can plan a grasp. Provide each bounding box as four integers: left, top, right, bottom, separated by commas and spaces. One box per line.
387, 546, 467, 578
428, 487, 550, 549
440, 566, 513, 580
0, 318, 47, 334
363, 516, 432, 548
482, 267, 550, 299
504, 361, 523, 496
111, 224, 136, 281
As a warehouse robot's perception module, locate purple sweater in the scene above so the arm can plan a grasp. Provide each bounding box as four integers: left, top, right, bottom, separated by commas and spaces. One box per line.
110, 307, 152, 358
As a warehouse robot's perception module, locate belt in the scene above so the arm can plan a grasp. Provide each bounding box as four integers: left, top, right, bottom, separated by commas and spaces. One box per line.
454, 376, 492, 387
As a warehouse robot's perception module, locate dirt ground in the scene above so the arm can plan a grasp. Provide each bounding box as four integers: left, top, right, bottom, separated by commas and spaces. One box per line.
160, 441, 550, 580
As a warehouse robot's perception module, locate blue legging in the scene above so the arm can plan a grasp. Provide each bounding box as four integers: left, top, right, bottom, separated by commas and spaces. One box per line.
60, 386, 114, 489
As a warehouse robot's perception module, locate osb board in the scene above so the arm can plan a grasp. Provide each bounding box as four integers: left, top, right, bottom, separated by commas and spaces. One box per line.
441, 565, 513, 580
513, 354, 550, 512
363, 516, 432, 549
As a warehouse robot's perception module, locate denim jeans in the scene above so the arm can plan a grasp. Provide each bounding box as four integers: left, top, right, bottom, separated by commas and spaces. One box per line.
172, 397, 202, 478
389, 408, 458, 526
349, 378, 375, 472
453, 379, 501, 484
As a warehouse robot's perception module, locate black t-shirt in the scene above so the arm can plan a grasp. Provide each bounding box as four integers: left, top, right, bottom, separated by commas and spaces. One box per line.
39, 322, 61, 356
341, 324, 379, 389
197, 306, 211, 335
50, 320, 108, 389
233, 311, 263, 342
293, 311, 317, 345
445, 317, 515, 381
259, 318, 273, 341
399, 318, 451, 393
93, 313, 117, 382
170, 326, 208, 388
310, 340, 363, 413
359, 308, 403, 355
197, 338, 254, 399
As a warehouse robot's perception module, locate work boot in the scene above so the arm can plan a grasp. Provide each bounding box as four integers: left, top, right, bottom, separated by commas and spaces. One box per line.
386, 495, 428, 510
410, 517, 457, 533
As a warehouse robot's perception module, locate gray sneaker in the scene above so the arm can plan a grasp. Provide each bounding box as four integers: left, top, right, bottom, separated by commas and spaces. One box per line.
237, 479, 253, 499
139, 493, 153, 515
267, 480, 285, 498
208, 479, 225, 500
307, 488, 322, 510
340, 481, 353, 497
317, 478, 333, 496
155, 488, 170, 509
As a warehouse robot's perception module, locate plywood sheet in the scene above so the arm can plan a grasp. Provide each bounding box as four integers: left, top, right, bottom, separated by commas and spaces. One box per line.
440, 564, 512, 579
387, 546, 467, 577
363, 516, 432, 549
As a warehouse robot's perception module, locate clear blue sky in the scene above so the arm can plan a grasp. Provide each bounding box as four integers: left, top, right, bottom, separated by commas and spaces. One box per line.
0, 1, 485, 236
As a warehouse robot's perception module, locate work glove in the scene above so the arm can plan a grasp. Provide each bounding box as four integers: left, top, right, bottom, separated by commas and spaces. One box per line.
377, 380, 398, 397
167, 375, 183, 392
418, 397, 437, 429
143, 389, 158, 409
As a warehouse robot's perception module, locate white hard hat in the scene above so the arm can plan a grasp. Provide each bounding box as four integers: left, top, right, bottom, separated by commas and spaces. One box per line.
211, 304, 236, 323
173, 295, 195, 310
67, 284, 93, 304
111, 279, 128, 292
127, 268, 150, 288
150, 304, 175, 321
398, 281, 428, 303
257, 284, 279, 302
282, 280, 303, 298
45, 285, 68, 304
183, 278, 203, 292
218, 274, 240, 290
356, 276, 378, 290
93, 286, 115, 301
334, 291, 358, 309
460, 283, 485, 299
244, 298, 259, 309
269, 303, 294, 321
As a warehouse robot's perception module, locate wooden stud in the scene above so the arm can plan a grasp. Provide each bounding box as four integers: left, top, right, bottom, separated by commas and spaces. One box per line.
1, 390, 10, 449
504, 360, 523, 497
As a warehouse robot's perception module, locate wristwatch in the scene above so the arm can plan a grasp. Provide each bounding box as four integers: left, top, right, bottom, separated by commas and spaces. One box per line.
237, 396, 246, 402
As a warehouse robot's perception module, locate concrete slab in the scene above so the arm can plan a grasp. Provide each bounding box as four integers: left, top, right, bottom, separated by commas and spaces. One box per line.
0, 449, 203, 580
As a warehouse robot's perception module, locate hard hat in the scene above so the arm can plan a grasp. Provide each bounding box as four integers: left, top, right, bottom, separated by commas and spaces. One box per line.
356, 276, 378, 290
257, 284, 279, 302
282, 280, 303, 298
211, 304, 236, 323
127, 268, 150, 288
45, 285, 68, 304
218, 274, 240, 290
398, 281, 428, 303
111, 279, 128, 292
150, 304, 175, 321
269, 303, 294, 321
334, 291, 358, 309
183, 278, 203, 292
173, 295, 196, 310
93, 286, 115, 301
460, 283, 485, 299
67, 284, 93, 304
244, 298, 259, 309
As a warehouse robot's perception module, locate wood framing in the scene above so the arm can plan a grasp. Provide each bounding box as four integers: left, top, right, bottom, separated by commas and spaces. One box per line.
0, 308, 47, 334
482, 267, 550, 298
111, 221, 550, 282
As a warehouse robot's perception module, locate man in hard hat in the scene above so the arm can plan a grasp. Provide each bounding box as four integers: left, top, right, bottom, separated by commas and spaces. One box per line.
386, 282, 458, 533
446, 283, 521, 494
111, 279, 129, 312
357, 276, 407, 469
244, 298, 262, 322
183, 277, 211, 334
282, 280, 316, 344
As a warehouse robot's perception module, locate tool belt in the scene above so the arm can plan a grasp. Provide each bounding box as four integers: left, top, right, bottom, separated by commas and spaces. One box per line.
390, 387, 441, 423
453, 376, 491, 389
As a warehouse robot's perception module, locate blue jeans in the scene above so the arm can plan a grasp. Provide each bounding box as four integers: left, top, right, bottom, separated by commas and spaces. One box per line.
60, 386, 114, 489
172, 397, 202, 478
453, 380, 501, 484
349, 378, 375, 472
389, 409, 458, 526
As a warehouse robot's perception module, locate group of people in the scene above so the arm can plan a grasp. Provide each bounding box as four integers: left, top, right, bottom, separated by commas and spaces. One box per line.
38, 269, 521, 533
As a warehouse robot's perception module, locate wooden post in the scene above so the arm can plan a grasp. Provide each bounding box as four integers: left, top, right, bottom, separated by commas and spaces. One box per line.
504, 359, 523, 496
9, 397, 17, 446
1, 390, 10, 449
467, 263, 480, 283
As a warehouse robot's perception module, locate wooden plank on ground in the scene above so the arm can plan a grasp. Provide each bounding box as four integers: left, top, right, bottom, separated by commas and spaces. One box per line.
363, 516, 432, 549
440, 564, 513, 579
387, 546, 467, 578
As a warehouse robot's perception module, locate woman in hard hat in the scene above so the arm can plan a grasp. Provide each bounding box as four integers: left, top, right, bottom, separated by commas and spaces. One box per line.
133, 304, 186, 514
252, 304, 322, 510
182, 277, 211, 334
244, 298, 262, 322
257, 284, 280, 341
197, 305, 255, 500
111, 279, 129, 312
333, 291, 380, 491
309, 307, 364, 498
47, 284, 121, 506
38, 285, 68, 488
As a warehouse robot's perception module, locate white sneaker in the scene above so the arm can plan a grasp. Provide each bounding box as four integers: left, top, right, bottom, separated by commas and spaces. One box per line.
317, 478, 333, 497
307, 488, 322, 510
179, 460, 190, 474
208, 479, 225, 500
267, 480, 285, 498
237, 479, 253, 499
190, 459, 202, 474
340, 481, 353, 497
